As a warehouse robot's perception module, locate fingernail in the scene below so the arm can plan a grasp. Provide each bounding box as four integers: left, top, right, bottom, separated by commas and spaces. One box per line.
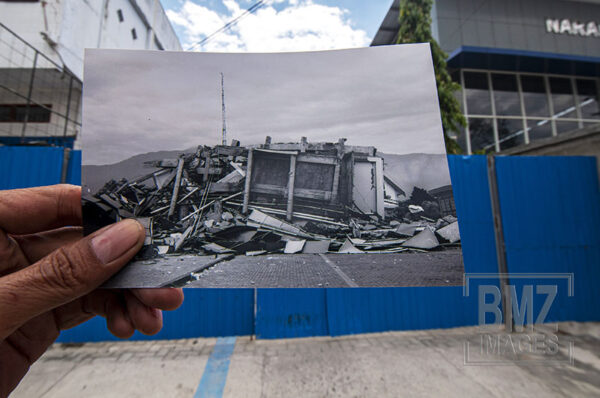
91, 219, 144, 264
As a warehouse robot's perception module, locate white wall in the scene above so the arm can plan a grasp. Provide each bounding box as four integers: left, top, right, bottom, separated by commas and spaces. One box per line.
0, 0, 181, 140
0, 0, 181, 79
0, 68, 81, 137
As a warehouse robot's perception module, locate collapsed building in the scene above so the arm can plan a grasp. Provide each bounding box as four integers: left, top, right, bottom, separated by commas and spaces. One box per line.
83, 137, 461, 259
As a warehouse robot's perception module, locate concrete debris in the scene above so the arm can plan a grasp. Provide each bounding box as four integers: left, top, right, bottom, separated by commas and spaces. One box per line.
394, 223, 420, 237
82, 136, 461, 263
408, 205, 424, 214
401, 228, 439, 250
284, 240, 306, 254
302, 240, 331, 254
338, 239, 364, 254
245, 250, 267, 256
435, 221, 461, 243
201, 242, 234, 254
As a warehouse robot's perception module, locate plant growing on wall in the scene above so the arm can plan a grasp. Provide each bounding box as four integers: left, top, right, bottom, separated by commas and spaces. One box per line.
396, 0, 466, 154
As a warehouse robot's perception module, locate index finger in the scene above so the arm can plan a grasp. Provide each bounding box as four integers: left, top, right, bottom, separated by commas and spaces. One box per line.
0, 184, 82, 234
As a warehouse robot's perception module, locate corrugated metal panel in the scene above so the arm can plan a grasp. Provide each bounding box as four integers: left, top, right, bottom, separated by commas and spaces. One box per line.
66, 149, 82, 185
447, 155, 499, 274
326, 287, 479, 336
0, 146, 64, 189
496, 156, 600, 323
256, 289, 329, 339
57, 289, 255, 342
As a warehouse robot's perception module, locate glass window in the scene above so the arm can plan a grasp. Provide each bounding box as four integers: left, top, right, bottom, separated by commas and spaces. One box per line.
555, 121, 579, 134
492, 74, 521, 116
453, 88, 463, 113
549, 77, 576, 118
576, 79, 600, 120
497, 118, 525, 150
464, 72, 491, 115
520, 75, 549, 117
454, 125, 468, 154
527, 119, 553, 141
0, 106, 11, 122
9, 105, 52, 123
468, 118, 496, 153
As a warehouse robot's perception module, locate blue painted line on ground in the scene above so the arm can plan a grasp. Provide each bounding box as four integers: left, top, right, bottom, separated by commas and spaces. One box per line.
194, 336, 236, 398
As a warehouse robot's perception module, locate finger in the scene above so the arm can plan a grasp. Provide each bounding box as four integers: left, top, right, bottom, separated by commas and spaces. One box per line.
131, 288, 184, 311
0, 219, 145, 340
0, 184, 81, 235
106, 294, 135, 339
52, 289, 116, 330
12, 227, 83, 265
0, 231, 30, 277
53, 288, 183, 335
124, 291, 163, 335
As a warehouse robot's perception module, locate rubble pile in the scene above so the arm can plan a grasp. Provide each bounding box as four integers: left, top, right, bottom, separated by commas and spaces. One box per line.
83, 139, 461, 260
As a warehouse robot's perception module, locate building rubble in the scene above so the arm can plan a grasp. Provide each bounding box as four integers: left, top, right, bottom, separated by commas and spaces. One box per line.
83, 137, 461, 260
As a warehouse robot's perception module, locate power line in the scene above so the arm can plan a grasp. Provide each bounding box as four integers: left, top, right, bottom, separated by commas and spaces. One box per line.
186, 1, 266, 51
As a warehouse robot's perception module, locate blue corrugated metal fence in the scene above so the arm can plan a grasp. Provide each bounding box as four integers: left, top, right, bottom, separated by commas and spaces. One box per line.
1, 147, 599, 341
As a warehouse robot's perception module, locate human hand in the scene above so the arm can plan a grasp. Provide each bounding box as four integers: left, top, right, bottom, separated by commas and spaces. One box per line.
0, 185, 184, 397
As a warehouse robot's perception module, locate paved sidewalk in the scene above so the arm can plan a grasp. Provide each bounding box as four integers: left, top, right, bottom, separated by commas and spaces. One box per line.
11, 322, 600, 397
189, 251, 464, 288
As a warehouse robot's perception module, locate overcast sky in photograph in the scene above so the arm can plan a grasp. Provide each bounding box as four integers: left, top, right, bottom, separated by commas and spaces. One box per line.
82, 44, 446, 165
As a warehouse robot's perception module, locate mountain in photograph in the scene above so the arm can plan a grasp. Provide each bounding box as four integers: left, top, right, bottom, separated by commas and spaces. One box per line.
84, 147, 450, 199
381, 153, 451, 196
82, 147, 195, 194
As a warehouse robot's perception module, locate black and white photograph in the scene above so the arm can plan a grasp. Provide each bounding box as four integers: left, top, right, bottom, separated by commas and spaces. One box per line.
82, 44, 463, 288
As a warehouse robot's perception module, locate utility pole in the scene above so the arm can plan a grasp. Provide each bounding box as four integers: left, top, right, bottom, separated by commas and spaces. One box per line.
221, 72, 227, 146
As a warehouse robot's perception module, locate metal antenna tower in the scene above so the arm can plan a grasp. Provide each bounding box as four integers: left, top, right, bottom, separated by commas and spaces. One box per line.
221, 72, 227, 146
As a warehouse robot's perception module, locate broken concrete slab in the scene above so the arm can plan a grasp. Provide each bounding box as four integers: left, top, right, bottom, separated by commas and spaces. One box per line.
401, 228, 439, 250
247, 209, 313, 239
338, 239, 363, 254
443, 215, 458, 224
245, 250, 267, 256
157, 245, 170, 255
202, 243, 234, 254
302, 240, 331, 254
436, 221, 460, 243
408, 204, 424, 214
394, 223, 420, 237
361, 238, 406, 250
284, 240, 306, 254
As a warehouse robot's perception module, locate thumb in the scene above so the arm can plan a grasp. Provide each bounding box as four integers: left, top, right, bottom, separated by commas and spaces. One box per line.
0, 219, 144, 339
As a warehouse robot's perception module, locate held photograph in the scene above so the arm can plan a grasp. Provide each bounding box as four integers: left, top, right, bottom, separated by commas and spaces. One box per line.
81, 44, 463, 288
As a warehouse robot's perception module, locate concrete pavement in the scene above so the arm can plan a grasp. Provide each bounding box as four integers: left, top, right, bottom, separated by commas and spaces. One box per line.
11, 322, 600, 397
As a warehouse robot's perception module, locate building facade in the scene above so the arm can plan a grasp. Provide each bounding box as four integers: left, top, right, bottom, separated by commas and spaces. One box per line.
0, 0, 181, 147
372, 0, 600, 154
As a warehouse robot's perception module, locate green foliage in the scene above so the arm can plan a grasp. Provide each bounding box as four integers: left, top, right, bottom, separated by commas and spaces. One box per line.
396, 0, 466, 154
